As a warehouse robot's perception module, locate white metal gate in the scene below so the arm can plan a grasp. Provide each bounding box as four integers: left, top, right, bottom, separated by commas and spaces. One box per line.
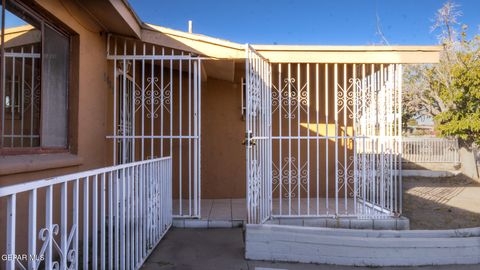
354, 64, 403, 217
269, 63, 402, 219
107, 36, 202, 218
245, 45, 272, 224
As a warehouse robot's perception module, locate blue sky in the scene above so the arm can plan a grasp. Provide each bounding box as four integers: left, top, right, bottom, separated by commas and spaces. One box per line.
129, 0, 480, 45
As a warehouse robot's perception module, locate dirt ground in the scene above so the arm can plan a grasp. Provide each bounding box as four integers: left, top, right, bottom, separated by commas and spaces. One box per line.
403, 174, 480, 229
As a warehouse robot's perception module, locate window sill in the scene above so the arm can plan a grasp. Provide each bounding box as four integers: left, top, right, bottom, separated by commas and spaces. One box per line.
0, 153, 83, 176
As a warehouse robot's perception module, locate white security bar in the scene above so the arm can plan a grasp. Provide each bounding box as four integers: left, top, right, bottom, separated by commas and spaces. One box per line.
402, 137, 459, 163
1, 157, 172, 270
270, 63, 402, 219
1, 45, 41, 148
245, 45, 272, 224
106, 36, 202, 218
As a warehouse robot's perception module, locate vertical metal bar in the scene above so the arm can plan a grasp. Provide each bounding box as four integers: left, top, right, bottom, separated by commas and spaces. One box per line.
398, 64, 403, 214
30, 46, 35, 147
361, 64, 366, 215
6, 194, 16, 270
28, 189, 37, 270
130, 167, 134, 270
269, 61, 273, 219
141, 44, 145, 161
140, 164, 145, 258
93, 175, 98, 269
246, 46, 250, 222
260, 56, 264, 220
115, 171, 119, 270
372, 64, 377, 209
343, 64, 347, 214
160, 48, 164, 157
193, 60, 198, 217
120, 169, 126, 270
179, 53, 183, 216
122, 41, 127, 163
353, 64, 357, 215
278, 63, 282, 215
306, 63, 310, 215
10, 50, 15, 147
74, 179, 80, 269
132, 43, 136, 162
188, 56, 192, 216
170, 50, 174, 158
113, 39, 118, 164
287, 63, 292, 216
45, 185, 53, 269
20, 47, 25, 147
150, 46, 155, 160
334, 63, 338, 215
380, 64, 385, 212
101, 173, 106, 270
325, 64, 329, 215
315, 64, 319, 215
198, 58, 202, 219
108, 172, 113, 269
134, 166, 139, 267
297, 64, 301, 215
61, 182, 68, 269
83, 177, 89, 270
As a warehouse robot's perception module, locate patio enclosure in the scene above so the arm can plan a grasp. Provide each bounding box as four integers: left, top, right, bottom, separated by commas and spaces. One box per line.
108, 37, 403, 224
107, 36, 202, 218
245, 46, 403, 222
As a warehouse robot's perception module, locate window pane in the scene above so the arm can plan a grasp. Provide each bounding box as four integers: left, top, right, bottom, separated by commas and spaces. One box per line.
41, 25, 68, 148
2, 2, 41, 147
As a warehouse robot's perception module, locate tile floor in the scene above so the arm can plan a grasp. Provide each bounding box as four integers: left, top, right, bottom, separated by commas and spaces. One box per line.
173, 199, 247, 228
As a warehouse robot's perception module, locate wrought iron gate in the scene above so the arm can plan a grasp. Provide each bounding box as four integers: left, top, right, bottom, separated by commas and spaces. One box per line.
354, 64, 403, 217
269, 63, 402, 219
107, 36, 202, 218
245, 45, 272, 224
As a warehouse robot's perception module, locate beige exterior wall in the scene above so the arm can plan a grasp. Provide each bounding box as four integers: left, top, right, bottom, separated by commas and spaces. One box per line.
0, 0, 110, 185
202, 74, 246, 198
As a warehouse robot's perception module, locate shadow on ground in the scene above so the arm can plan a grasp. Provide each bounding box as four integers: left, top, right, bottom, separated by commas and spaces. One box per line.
142, 228, 479, 270
403, 173, 480, 229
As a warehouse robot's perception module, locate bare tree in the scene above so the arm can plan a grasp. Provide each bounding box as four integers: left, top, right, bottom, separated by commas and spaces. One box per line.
403, 1, 463, 123
375, 11, 390, 45
431, 0, 462, 44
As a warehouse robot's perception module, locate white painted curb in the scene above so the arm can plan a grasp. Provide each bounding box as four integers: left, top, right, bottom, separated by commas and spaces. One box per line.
245, 224, 480, 266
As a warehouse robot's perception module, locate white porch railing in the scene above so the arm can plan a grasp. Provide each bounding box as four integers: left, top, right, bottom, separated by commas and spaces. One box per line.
402, 137, 459, 163
0, 157, 172, 270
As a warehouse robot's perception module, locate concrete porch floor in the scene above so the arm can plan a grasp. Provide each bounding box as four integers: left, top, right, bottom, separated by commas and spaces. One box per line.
142, 228, 479, 270
173, 199, 247, 228
173, 198, 396, 229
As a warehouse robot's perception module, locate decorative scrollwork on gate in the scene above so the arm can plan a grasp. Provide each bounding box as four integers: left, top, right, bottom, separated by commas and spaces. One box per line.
272, 157, 309, 199
272, 78, 309, 119
134, 77, 172, 118
248, 159, 262, 207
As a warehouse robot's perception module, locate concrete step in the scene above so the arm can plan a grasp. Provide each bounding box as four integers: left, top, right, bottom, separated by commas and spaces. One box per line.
173, 218, 244, 228
402, 169, 461, 178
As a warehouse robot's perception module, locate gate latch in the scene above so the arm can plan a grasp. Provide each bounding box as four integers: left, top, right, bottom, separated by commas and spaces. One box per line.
242, 131, 256, 146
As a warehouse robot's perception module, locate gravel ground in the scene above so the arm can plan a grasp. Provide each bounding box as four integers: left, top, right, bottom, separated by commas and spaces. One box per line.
403, 174, 480, 229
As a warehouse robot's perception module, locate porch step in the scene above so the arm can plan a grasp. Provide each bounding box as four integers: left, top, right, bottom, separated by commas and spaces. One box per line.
173, 198, 247, 228
173, 218, 245, 228
402, 169, 461, 178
